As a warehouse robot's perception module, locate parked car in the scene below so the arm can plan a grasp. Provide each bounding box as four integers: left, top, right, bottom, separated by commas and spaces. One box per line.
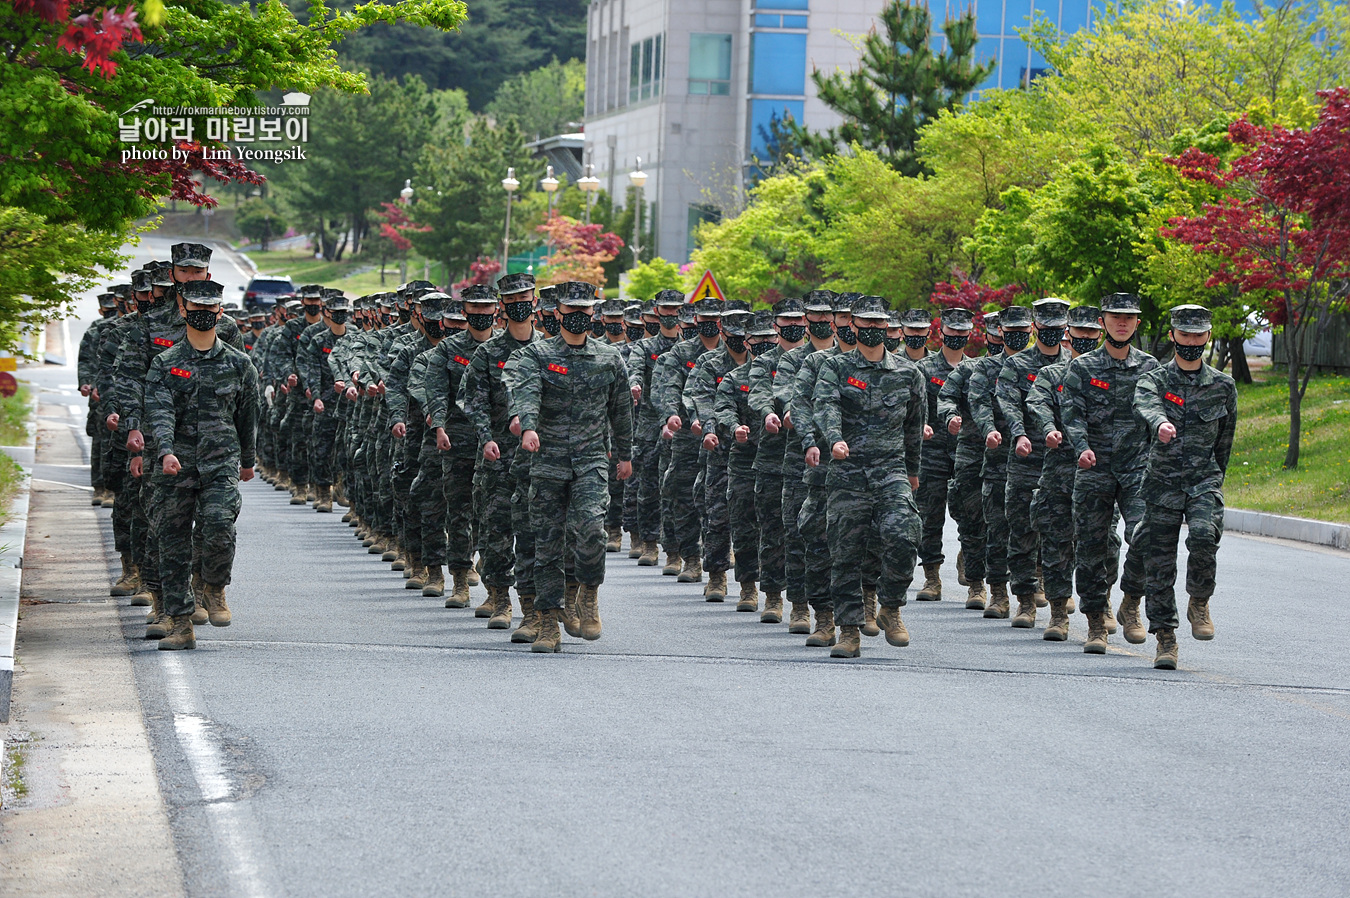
240, 275, 296, 310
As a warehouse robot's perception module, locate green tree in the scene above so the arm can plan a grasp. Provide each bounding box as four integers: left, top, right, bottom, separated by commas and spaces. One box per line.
236, 197, 287, 248
486, 57, 585, 140
788, 0, 993, 176
625, 257, 684, 300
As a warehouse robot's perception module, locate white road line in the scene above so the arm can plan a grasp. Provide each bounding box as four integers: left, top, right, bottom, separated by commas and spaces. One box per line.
160, 654, 275, 898
31, 478, 94, 492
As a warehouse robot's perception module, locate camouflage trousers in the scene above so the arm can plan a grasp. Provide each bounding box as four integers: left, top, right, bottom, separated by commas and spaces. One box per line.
632, 436, 663, 543
88, 408, 104, 489
286, 401, 313, 487
391, 439, 420, 558
437, 453, 475, 572
781, 472, 808, 604
409, 444, 448, 568
701, 457, 730, 573
798, 483, 832, 614
472, 455, 516, 589
948, 453, 988, 584
662, 436, 703, 558
622, 460, 638, 533
153, 477, 241, 618
606, 454, 624, 532
916, 448, 955, 566
268, 397, 288, 472
1032, 480, 1121, 602
827, 480, 920, 627
1004, 464, 1043, 598
530, 468, 608, 611
980, 467, 1010, 586
510, 464, 537, 597
310, 409, 340, 487
106, 443, 133, 555
1138, 491, 1223, 633
727, 466, 759, 585
754, 471, 785, 593
1072, 468, 1147, 613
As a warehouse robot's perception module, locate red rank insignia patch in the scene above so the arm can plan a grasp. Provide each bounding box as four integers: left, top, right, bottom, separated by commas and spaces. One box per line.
847, 376, 867, 390
685, 361, 696, 369
496, 361, 506, 369
715, 377, 723, 384
1165, 392, 1185, 406
152, 337, 174, 347
739, 384, 750, 392
547, 363, 568, 375
170, 367, 192, 379
770, 370, 777, 377
650, 353, 659, 361
322, 347, 332, 354
1027, 373, 1037, 382
1057, 384, 1064, 392
454, 355, 471, 366
930, 376, 945, 386
1090, 378, 1110, 390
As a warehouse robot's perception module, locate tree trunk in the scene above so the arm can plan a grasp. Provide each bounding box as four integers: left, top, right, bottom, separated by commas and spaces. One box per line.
334, 230, 349, 262
1227, 336, 1252, 384
1284, 347, 1301, 469
380, 256, 386, 286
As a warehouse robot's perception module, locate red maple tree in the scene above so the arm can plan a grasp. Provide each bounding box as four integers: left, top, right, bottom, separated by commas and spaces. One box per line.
929, 274, 1023, 354
454, 257, 502, 291
1163, 88, 1350, 469
376, 201, 431, 251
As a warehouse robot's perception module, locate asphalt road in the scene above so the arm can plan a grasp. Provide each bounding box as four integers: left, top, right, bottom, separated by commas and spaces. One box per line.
31, 301, 1350, 898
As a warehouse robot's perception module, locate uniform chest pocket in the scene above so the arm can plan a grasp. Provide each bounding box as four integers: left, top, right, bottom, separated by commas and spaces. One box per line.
541, 364, 572, 392
213, 382, 240, 415
1083, 380, 1114, 426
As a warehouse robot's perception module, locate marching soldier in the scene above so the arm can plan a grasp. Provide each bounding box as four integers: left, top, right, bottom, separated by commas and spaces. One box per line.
628, 290, 684, 567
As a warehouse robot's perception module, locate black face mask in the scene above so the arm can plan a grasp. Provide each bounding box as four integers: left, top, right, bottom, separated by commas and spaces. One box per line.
1037, 326, 1064, 347
329, 310, 349, 325
136, 298, 153, 313
657, 315, 678, 332
1071, 336, 1099, 355
748, 340, 772, 356
903, 333, 928, 350
1003, 331, 1031, 351
563, 310, 593, 335
591, 319, 606, 337
467, 313, 496, 332
422, 319, 443, 339
883, 336, 901, 352
987, 342, 1003, 356
542, 316, 561, 336
302, 304, 322, 317
605, 322, 625, 336
856, 326, 886, 347
102, 308, 119, 318
836, 325, 856, 346
184, 309, 218, 332
808, 320, 834, 340
1174, 342, 1206, 361
381, 314, 393, 326
1105, 332, 1133, 349
626, 325, 646, 342
697, 320, 720, 338
681, 325, 698, 339
504, 301, 533, 323
725, 334, 745, 354
943, 333, 969, 351
397, 308, 412, 324
779, 323, 806, 344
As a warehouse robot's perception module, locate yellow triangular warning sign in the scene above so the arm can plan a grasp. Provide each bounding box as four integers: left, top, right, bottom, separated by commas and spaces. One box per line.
689, 270, 725, 303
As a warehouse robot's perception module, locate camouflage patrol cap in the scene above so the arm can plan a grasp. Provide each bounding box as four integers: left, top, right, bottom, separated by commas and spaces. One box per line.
772, 297, 806, 318
1032, 297, 1070, 327
538, 286, 558, 312
417, 292, 452, 320
248, 306, 267, 318
888, 313, 901, 328
324, 292, 353, 311
376, 292, 396, 307
1169, 304, 1212, 334
899, 308, 932, 328
497, 272, 535, 296
110, 283, 133, 299
721, 311, 749, 336
1068, 305, 1102, 329
148, 262, 175, 287
97, 292, 119, 309
405, 281, 437, 303
131, 269, 153, 293
321, 287, 346, 301
678, 304, 696, 324
460, 283, 499, 304
297, 284, 324, 299
640, 299, 656, 316
599, 299, 625, 317
982, 310, 1002, 335
623, 303, 643, 324
748, 310, 776, 337
940, 308, 975, 332
178, 280, 225, 305
690, 297, 722, 317
283, 299, 303, 312
834, 292, 864, 314
850, 295, 890, 321
229, 308, 250, 322
444, 299, 467, 321
803, 290, 837, 312
654, 289, 686, 308
555, 281, 601, 307
1000, 305, 1033, 328
1101, 292, 1142, 315
721, 299, 752, 319
170, 242, 212, 269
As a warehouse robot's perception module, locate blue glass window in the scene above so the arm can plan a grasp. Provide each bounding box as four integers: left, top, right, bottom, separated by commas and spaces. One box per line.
689, 33, 732, 96
1059, 0, 1090, 34
629, 35, 664, 103
754, 0, 808, 8
975, 0, 1004, 34
751, 32, 807, 95
750, 98, 805, 158
754, 14, 780, 27
782, 15, 807, 28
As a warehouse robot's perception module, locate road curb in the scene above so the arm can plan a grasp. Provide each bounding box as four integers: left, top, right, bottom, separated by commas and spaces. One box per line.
1227, 507, 1350, 551
0, 390, 38, 722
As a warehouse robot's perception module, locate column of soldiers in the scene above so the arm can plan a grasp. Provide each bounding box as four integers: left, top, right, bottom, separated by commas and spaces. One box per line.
85, 258, 1236, 668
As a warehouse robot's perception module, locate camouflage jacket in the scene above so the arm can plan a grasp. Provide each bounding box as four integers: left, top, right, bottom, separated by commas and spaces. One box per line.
917, 350, 961, 469
77, 316, 112, 388
457, 328, 540, 451
511, 335, 633, 481
262, 316, 311, 386
383, 331, 433, 428
813, 350, 925, 491
684, 346, 747, 467
422, 330, 492, 459
746, 344, 788, 476
997, 345, 1069, 479
713, 358, 758, 474
790, 345, 842, 486
652, 338, 714, 446
1134, 360, 1237, 509
967, 351, 1015, 478
1025, 358, 1076, 489
1060, 345, 1161, 475
628, 332, 678, 434
772, 342, 825, 478
145, 337, 259, 486
298, 325, 349, 401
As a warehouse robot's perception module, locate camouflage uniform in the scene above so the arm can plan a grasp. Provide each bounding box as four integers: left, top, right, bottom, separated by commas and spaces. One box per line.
384, 327, 435, 564
713, 354, 761, 587
967, 346, 1016, 589
628, 326, 679, 549
915, 350, 959, 566
790, 343, 841, 618
652, 309, 718, 561
937, 359, 989, 585
684, 341, 745, 576
297, 309, 350, 489
745, 332, 793, 599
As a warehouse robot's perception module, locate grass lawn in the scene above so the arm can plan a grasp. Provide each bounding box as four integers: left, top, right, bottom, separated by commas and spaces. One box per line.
1227, 367, 1350, 524
248, 249, 441, 298
0, 386, 32, 527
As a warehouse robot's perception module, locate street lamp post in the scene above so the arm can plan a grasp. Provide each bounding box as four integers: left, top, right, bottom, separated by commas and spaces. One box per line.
577, 163, 600, 225
629, 156, 648, 264
398, 179, 413, 283
540, 165, 560, 263
501, 166, 519, 276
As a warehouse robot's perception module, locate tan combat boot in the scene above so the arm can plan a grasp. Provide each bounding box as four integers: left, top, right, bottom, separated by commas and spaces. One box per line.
190, 572, 208, 625
487, 586, 514, 630
628, 534, 643, 559
144, 592, 171, 640
879, 605, 910, 647
1154, 629, 1178, 669
638, 541, 659, 566
662, 552, 683, 576
761, 591, 783, 624
916, 563, 943, 601
289, 483, 307, 505
956, 548, 967, 586
1066, 596, 1077, 614
511, 595, 539, 643
983, 582, 1010, 619
677, 557, 703, 584
368, 535, 385, 555
157, 614, 196, 651
101, 489, 115, 508
578, 585, 602, 641
202, 584, 231, 627
342, 509, 354, 523
405, 559, 426, 591
606, 527, 622, 553
1034, 563, 1047, 608
467, 567, 481, 588
1116, 594, 1147, 644
422, 565, 446, 598
805, 609, 836, 647
831, 625, 862, 658
111, 552, 138, 596
130, 577, 154, 607
306, 484, 317, 504
1011, 595, 1038, 629
563, 583, 582, 638
1187, 597, 1214, 641
381, 542, 398, 563
1084, 609, 1109, 654
402, 550, 416, 579
1043, 598, 1070, 641
391, 550, 407, 572
91, 487, 104, 507
704, 570, 728, 602
314, 484, 333, 512
862, 587, 879, 636
965, 579, 988, 611
474, 586, 493, 617
736, 581, 759, 613
787, 601, 811, 634
531, 608, 561, 653
274, 470, 290, 492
